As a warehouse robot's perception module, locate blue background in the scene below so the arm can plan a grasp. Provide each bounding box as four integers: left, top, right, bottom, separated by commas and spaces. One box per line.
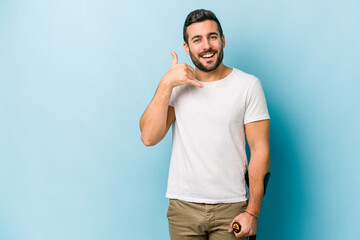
1, 0, 359, 239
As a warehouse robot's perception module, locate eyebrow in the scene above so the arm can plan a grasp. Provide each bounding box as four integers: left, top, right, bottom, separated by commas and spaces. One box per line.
191, 32, 219, 41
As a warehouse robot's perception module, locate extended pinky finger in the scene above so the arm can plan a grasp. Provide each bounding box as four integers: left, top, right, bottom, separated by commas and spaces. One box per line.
187, 80, 204, 88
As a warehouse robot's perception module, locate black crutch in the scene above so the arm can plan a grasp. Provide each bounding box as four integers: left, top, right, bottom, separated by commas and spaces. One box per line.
232, 171, 271, 240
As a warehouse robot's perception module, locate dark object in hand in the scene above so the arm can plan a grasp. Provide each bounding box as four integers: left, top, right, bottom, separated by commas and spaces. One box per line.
232, 222, 241, 233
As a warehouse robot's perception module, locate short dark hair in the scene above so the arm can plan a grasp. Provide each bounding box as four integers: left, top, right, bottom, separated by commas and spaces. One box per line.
183, 9, 223, 44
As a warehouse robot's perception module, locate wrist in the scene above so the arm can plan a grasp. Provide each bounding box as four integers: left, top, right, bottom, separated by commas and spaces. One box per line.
245, 204, 261, 216
244, 210, 259, 219
159, 77, 174, 90
160, 75, 174, 88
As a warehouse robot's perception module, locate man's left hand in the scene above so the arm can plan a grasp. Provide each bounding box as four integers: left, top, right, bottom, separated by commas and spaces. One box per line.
227, 211, 258, 238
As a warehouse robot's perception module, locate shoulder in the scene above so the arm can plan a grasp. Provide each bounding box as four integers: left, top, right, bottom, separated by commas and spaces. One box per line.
170, 83, 189, 98
231, 68, 260, 88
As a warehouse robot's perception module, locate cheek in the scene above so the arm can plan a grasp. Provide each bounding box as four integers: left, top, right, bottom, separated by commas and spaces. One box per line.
189, 45, 202, 54
213, 41, 222, 49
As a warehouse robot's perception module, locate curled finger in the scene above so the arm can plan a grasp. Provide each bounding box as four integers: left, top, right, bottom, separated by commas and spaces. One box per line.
186, 65, 195, 75
187, 71, 195, 80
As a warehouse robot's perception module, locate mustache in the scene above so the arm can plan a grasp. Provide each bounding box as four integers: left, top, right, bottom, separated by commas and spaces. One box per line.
199, 50, 216, 56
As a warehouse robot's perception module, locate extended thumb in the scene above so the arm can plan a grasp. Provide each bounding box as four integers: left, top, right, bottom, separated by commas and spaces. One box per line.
171, 51, 178, 65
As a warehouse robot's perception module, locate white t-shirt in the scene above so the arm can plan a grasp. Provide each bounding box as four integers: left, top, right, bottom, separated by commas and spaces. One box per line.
166, 68, 270, 204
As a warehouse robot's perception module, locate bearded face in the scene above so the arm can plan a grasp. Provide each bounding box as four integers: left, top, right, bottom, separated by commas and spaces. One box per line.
184, 20, 225, 73
188, 42, 224, 72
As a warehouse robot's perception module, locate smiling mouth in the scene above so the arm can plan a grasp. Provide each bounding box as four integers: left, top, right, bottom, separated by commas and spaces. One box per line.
201, 52, 216, 59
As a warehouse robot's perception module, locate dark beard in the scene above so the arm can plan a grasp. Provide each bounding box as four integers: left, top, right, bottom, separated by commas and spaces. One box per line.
189, 47, 224, 72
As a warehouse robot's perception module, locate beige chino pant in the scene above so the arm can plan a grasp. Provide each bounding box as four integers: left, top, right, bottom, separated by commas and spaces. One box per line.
167, 199, 248, 240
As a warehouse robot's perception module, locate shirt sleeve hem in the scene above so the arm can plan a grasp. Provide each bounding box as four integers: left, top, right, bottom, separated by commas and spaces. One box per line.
244, 115, 270, 125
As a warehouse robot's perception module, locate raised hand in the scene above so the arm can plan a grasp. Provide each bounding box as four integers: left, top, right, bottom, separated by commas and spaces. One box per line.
161, 51, 204, 88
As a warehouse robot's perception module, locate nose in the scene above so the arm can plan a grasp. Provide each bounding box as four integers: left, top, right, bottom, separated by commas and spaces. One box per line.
202, 39, 211, 50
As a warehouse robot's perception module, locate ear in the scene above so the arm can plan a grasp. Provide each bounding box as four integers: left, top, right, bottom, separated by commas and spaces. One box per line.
222, 34, 226, 48
183, 42, 190, 55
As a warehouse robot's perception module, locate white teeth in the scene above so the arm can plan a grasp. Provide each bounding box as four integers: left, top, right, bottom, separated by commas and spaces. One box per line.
202, 53, 215, 58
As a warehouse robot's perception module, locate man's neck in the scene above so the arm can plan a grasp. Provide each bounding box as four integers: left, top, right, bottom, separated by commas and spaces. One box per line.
195, 64, 232, 82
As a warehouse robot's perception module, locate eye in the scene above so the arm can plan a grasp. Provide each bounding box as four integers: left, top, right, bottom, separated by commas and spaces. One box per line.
193, 39, 200, 43
210, 35, 217, 39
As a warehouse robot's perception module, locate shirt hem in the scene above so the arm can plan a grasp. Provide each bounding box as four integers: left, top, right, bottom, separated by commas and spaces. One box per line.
165, 193, 248, 204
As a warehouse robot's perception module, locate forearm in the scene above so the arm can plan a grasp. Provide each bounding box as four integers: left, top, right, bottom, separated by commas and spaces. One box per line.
140, 79, 173, 146
246, 150, 270, 216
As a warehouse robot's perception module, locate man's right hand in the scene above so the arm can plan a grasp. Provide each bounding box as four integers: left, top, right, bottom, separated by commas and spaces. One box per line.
161, 51, 204, 89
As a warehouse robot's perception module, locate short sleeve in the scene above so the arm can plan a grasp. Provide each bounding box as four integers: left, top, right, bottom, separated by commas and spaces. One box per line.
243, 78, 270, 124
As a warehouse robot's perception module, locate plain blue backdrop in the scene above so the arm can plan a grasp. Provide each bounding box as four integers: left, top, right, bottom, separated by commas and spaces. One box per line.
1, 0, 359, 239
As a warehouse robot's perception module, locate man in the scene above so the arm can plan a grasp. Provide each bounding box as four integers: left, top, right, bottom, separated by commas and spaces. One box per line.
139, 9, 270, 240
